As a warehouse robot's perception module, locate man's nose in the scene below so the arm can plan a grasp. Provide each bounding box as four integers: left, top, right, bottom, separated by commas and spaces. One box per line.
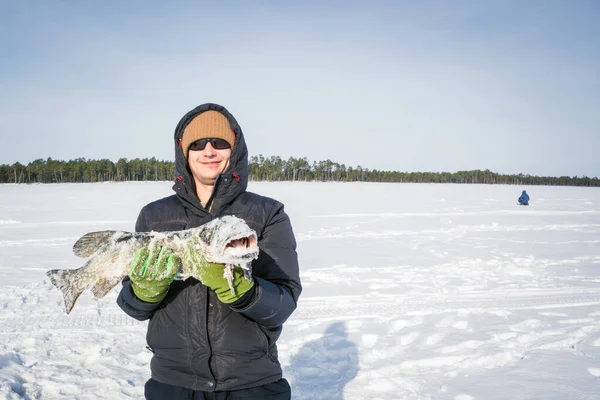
203, 142, 217, 154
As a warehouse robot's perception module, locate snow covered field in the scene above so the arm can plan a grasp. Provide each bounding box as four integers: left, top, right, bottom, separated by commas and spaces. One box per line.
1, 182, 599, 400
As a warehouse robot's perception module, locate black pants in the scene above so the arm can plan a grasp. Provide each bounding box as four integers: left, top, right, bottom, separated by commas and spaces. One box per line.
144, 378, 291, 400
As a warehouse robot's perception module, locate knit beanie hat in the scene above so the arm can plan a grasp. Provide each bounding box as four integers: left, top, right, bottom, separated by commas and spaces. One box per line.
181, 111, 236, 159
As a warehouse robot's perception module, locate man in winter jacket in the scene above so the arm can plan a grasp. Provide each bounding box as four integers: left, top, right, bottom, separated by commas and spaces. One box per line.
117, 103, 302, 399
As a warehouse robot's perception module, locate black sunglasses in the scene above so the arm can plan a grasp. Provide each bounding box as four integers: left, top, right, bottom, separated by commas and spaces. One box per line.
188, 138, 231, 151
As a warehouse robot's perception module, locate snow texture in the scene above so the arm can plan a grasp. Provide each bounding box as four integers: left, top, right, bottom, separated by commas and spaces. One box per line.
1, 182, 599, 399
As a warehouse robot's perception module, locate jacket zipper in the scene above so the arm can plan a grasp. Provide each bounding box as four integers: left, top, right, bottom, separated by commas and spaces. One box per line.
204, 286, 217, 386
256, 324, 277, 363
204, 175, 222, 212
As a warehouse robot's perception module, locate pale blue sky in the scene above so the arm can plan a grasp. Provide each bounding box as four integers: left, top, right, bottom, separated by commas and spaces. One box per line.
1, 1, 599, 177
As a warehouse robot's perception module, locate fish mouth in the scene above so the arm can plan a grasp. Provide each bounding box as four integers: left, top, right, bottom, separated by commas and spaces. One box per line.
225, 234, 258, 249
221, 233, 260, 263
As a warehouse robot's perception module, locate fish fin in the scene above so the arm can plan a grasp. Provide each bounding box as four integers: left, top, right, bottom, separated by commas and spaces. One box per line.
73, 231, 121, 258
46, 268, 89, 314
90, 275, 125, 299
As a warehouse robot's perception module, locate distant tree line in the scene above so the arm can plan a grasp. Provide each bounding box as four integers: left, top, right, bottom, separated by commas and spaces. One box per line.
0, 158, 174, 183
0, 156, 598, 187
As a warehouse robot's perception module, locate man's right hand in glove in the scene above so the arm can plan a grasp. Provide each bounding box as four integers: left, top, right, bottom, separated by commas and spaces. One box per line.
129, 245, 180, 303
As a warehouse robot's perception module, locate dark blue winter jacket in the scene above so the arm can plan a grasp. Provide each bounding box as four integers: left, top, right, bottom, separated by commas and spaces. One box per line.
518, 190, 530, 205
117, 103, 302, 392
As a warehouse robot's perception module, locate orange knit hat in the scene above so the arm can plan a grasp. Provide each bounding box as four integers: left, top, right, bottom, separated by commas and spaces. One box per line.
181, 111, 236, 159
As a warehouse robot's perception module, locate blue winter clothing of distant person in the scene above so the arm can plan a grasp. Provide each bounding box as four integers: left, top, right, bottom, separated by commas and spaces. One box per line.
518, 190, 530, 206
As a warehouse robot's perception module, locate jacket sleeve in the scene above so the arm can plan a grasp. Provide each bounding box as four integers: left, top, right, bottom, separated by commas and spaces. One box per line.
116, 206, 162, 321
231, 202, 302, 328
117, 277, 162, 321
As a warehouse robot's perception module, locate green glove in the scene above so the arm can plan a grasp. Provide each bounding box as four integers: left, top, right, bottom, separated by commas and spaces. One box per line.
184, 241, 254, 304
129, 245, 180, 303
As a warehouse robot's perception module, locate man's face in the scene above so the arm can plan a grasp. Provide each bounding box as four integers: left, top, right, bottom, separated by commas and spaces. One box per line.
188, 140, 232, 186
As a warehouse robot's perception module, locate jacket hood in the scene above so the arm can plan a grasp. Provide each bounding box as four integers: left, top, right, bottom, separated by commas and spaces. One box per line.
171, 103, 249, 216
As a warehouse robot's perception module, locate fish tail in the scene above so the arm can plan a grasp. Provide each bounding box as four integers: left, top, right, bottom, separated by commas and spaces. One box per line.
46, 268, 89, 314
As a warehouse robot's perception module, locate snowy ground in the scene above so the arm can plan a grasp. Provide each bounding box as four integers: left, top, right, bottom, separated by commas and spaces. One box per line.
1, 182, 599, 400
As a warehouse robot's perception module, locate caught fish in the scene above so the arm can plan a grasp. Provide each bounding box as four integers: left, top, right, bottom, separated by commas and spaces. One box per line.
47, 215, 260, 314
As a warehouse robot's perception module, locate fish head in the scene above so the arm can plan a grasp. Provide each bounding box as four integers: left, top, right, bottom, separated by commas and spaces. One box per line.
193, 215, 260, 265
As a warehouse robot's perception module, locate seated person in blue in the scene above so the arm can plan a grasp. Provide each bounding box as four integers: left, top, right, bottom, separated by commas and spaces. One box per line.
518, 190, 530, 206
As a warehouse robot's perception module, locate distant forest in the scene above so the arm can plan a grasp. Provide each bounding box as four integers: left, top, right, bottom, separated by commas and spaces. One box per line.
0, 156, 598, 187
